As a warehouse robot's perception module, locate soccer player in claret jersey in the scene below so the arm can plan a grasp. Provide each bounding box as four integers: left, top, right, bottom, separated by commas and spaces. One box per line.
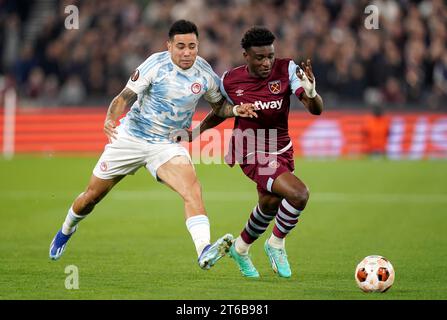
48, 20, 256, 270
189, 26, 323, 278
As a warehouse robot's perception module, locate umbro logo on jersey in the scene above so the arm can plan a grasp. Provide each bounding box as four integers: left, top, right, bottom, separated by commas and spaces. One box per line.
191, 82, 202, 94
131, 69, 139, 82
268, 80, 281, 94
236, 89, 244, 96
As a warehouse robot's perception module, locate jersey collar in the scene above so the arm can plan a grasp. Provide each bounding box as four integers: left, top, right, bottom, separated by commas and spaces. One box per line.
170, 55, 197, 76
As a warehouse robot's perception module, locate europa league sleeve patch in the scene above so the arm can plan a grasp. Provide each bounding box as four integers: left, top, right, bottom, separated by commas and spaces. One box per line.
130, 69, 139, 81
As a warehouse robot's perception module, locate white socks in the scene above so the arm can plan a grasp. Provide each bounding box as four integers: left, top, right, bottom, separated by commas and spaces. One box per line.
268, 233, 285, 249
235, 234, 284, 255
62, 207, 85, 235
234, 236, 251, 255
186, 215, 210, 257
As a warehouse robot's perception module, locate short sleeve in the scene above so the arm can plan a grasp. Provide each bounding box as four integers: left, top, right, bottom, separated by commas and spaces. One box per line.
288, 60, 304, 97
125, 54, 159, 94
219, 71, 234, 105
203, 69, 224, 103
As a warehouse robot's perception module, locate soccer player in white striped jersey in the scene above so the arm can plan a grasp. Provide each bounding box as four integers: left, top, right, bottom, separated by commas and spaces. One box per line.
49, 20, 257, 270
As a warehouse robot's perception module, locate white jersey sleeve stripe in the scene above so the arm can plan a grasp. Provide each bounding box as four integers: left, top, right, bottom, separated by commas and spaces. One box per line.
219, 71, 234, 105
288, 60, 303, 96
139, 52, 168, 76
125, 52, 171, 95
195, 57, 215, 75
196, 56, 223, 104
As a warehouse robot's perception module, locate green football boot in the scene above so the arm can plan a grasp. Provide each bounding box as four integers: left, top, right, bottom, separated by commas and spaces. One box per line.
228, 243, 260, 278
264, 240, 292, 278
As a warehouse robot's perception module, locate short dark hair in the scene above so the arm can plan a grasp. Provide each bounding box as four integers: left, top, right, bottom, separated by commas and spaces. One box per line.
241, 26, 275, 50
168, 20, 199, 39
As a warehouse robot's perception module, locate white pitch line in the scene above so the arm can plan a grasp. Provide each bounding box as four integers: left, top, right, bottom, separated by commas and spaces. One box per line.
1, 190, 447, 203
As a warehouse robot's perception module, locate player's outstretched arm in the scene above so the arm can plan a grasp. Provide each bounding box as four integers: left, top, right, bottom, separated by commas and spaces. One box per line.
180, 99, 257, 143
193, 98, 257, 137
189, 110, 226, 141
297, 59, 323, 115
104, 88, 137, 142
210, 97, 257, 119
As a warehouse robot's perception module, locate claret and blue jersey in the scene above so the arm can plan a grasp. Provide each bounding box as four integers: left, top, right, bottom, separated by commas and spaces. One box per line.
220, 58, 305, 163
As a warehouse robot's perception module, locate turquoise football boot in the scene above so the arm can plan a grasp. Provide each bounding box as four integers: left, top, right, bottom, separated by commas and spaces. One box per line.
264, 240, 292, 278
228, 243, 260, 278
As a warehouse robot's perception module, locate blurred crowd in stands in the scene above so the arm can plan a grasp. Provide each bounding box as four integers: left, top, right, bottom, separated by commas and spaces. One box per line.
0, 0, 446, 109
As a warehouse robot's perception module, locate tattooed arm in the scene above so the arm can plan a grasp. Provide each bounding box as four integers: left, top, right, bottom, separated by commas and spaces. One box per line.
172, 98, 257, 143
189, 109, 227, 141
208, 97, 236, 118
209, 97, 257, 119
182, 98, 257, 142
104, 88, 137, 142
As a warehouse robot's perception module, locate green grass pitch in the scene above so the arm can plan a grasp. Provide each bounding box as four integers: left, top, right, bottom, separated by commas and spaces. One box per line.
0, 156, 446, 299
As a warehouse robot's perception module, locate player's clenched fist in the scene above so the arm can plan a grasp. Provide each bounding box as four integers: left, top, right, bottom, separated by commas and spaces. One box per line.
234, 103, 258, 118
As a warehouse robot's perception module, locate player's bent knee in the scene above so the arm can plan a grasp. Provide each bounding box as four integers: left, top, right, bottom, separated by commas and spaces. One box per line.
259, 205, 277, 216
287, 187, 310, 210
181, 179, 203, 203
259, 199, 281, 215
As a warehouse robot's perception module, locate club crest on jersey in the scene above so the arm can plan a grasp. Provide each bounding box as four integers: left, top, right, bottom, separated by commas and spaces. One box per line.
268, 80, 281, 94
100, 161, 108, 172
191, 82, 202, 94
236, 89, 244, 96
268, 160, 280, 169
130, 69, 139, 82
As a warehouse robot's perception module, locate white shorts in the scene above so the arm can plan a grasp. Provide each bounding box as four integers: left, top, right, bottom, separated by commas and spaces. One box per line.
93, 130, 192, 180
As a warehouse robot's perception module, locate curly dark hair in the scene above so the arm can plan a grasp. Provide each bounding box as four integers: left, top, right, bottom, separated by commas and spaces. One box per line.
241, 26, 276, 50
168, 20, 199, 39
